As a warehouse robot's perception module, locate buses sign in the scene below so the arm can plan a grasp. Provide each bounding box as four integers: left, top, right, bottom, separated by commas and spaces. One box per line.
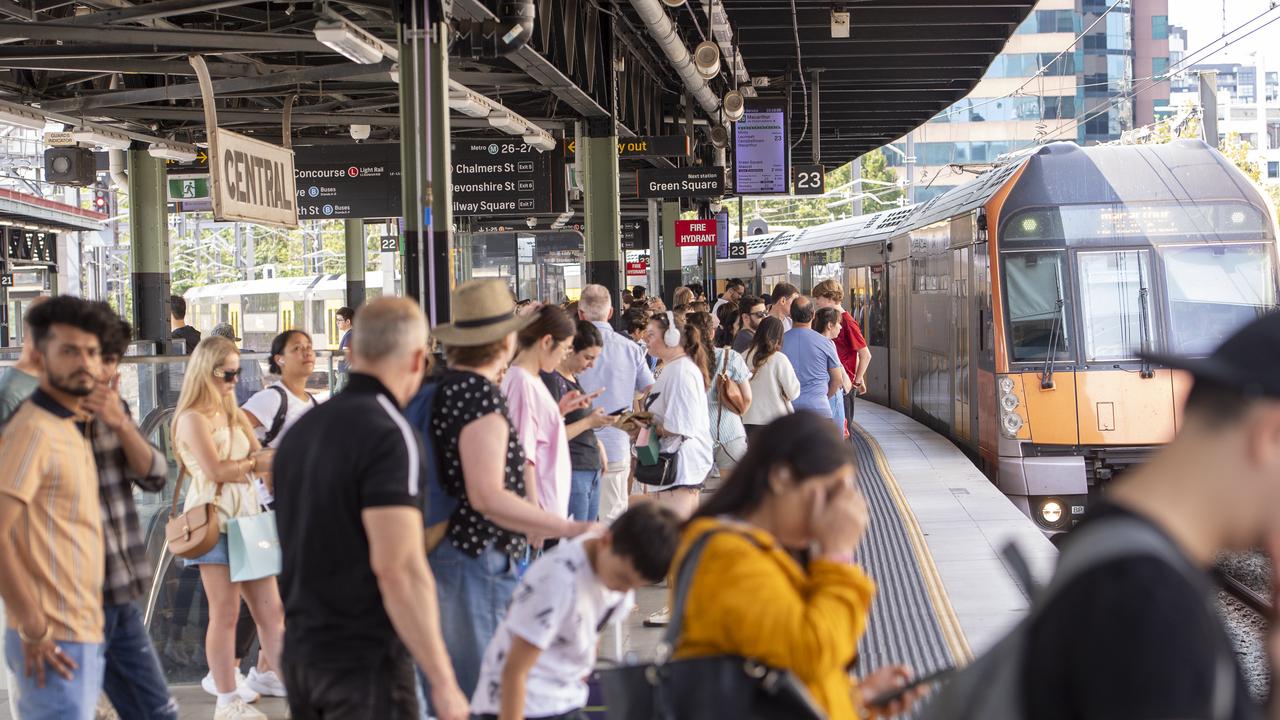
210, 128, 298, 228
675, 219, 718, 247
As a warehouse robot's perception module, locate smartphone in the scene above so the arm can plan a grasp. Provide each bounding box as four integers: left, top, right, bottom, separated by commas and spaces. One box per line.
866, 666, 954, 709
608, 407, 629, 416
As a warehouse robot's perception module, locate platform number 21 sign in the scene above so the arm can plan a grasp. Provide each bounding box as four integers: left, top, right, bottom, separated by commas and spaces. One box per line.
793, 164, 825, 196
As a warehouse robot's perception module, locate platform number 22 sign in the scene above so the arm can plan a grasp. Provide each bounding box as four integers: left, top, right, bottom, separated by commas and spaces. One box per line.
793, 164, 825, 196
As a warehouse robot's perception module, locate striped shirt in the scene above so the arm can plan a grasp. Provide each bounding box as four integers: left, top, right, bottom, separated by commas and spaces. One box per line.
0, 389, 103, 643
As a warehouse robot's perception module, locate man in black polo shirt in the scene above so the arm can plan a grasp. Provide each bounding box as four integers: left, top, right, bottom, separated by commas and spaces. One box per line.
273, 297, 467, 720
1021, 312, 1280, 720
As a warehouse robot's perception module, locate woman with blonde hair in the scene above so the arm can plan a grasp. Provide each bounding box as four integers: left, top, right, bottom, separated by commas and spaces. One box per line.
173, 336, 283, 720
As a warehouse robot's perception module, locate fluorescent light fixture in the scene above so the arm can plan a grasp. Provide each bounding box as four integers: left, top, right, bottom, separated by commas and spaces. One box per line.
389, 64, 400, 84
314, 19, 384, 64
523, 131, 556, 152
72, 127, 131, 150
487, 111, 526, 134
448, 88, 490, 118
0, 105, 45, 131
147, 141, 199, 162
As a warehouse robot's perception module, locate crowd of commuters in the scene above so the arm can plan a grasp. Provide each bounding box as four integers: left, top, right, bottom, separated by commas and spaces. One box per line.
6, 280, 1280, 720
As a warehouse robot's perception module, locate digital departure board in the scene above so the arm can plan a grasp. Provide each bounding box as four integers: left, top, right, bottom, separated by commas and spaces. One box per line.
733, 98, 789, 195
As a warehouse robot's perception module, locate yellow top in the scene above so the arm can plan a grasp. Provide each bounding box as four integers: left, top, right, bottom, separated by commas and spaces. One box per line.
179, 425, 259, 524
671, 516, 876, 720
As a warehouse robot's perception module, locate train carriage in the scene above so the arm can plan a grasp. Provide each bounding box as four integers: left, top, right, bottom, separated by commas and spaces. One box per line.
726, 140, 1279, 535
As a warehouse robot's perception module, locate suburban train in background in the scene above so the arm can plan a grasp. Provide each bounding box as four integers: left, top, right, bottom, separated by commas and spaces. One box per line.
718, 140, 1279, 534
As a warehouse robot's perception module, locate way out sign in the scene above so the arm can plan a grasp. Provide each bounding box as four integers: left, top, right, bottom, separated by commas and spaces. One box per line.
210, 128, 298, 228
675, 219, 718, 247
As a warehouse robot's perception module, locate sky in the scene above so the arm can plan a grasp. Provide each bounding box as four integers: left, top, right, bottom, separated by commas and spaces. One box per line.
1168, 0, 1280, 64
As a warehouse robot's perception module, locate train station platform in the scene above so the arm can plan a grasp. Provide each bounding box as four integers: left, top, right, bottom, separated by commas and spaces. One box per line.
0, 401, 1053, 720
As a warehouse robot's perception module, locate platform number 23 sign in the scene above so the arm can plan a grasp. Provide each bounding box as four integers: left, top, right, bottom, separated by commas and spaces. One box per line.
793, 164, 825, 196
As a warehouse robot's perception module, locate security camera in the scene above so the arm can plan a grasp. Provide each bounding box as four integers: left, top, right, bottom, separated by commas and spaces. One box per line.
349, 124, 371, 141
526, 217, 537, 228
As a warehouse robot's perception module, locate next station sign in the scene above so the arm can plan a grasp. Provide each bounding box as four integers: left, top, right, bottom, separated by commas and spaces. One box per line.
635, 167, 725, 199
675, 219, 718, 247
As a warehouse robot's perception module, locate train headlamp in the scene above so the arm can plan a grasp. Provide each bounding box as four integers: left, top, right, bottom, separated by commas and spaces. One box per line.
1230, 210, 1246, 225
1039, 499, 1064, 526
1020, 216, 1039, 234
1000, 392, 1019, 412
998, 377, 1015, 394
1001, 412, 1023, 436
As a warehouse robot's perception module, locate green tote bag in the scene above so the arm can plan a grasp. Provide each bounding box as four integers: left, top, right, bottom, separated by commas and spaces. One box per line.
227, 510, 282, 583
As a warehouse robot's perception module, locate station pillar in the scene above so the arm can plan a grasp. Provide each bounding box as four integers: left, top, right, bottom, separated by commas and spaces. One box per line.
660, 200, 681, 304
344, 219, 366, 308
398, 6, 451, 323
581, 119, 622, 306
127, 148, 170, 343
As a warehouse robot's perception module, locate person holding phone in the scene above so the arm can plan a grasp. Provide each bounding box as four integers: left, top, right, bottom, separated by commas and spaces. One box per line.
542, 321, 616, 522
668, 412, 926, 720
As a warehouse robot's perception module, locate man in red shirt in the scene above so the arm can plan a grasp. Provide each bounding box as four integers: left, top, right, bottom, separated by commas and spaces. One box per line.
813, 279, 871, 421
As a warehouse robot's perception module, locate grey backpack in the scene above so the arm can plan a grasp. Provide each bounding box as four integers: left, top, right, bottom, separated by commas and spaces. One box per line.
918, 517, 1236, 720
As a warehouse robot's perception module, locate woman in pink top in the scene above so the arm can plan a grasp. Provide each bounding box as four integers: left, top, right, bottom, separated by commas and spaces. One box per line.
502, 306, 584, 522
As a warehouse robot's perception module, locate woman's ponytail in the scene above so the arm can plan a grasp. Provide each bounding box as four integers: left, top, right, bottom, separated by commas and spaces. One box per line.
682, 323, 712, 389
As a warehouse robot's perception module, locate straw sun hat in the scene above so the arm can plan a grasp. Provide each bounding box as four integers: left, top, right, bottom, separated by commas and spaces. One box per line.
431, 279, 534, 346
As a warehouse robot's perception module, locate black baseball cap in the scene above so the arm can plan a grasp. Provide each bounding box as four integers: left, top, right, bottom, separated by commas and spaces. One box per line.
1140, 311, 1280, 398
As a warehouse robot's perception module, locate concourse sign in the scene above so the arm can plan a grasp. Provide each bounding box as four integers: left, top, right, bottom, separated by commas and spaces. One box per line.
294, 144, 401, 219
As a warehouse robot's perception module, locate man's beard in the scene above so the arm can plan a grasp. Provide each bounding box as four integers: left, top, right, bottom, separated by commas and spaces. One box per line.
49, 370, 95, 397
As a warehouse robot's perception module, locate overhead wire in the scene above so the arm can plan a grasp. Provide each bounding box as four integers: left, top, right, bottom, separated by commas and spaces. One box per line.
788, 0, 808, 151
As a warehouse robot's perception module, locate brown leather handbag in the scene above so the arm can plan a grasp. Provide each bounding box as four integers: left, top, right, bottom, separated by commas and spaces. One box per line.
165, 468, 224, 559
717, 350, 750, 416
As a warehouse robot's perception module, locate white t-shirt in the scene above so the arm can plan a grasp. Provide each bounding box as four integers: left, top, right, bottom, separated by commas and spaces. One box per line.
471, 535, 633, 717
240, 381, 318, 449
649, 356, 714, 488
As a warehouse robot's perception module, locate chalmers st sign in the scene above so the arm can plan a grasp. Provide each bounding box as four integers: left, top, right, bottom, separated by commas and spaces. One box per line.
210, 128, 298, 228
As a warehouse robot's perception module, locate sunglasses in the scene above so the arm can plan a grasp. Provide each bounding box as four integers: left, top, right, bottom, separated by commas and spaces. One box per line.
213, 368, 242, 382
749, 311, 769, 319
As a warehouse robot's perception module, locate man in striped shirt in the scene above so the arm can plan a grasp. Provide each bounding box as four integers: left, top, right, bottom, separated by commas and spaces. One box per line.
0, 296, 110, 720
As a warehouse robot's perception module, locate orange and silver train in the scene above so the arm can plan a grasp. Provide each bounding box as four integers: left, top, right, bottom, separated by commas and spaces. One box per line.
718, 140, 1279, 534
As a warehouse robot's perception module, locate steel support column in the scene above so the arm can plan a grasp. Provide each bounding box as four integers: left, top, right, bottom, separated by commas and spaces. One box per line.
428, 21, 453, 319
660, 199, 681, 304
582, 118, 622, 308
127, 148, 170, 342
344, 218, 366, 308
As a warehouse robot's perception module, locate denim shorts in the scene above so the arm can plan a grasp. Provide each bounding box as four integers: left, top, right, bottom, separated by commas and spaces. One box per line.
184, 533, 229, 567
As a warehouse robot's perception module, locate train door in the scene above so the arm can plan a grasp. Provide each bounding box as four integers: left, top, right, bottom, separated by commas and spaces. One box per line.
952, 245, 972, 443
889, 257, 911, 413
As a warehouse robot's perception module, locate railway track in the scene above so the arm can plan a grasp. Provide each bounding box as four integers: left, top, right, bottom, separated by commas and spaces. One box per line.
1217, 569, 1273, 618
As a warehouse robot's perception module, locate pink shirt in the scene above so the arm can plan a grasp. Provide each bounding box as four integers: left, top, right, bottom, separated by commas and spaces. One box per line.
501, 365, 571, 518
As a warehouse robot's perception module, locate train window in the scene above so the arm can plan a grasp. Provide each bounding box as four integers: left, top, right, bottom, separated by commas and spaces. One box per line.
1003, 251, 1073, 363
1161, 243, 1277, 356
1005, 204, 1268, 247
1077, 250, 1155, 361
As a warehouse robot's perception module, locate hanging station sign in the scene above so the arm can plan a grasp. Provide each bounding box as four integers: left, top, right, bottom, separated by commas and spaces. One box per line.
674, 218, 718, 247
620, 219, 648, 250
293, 144, 402, 219
209, 128, 298, 228
634, 167, 725, 199
793, 164, 826, 196
733, 97, 790, 196
451, 137, 567, 217
565, 135, 691, 159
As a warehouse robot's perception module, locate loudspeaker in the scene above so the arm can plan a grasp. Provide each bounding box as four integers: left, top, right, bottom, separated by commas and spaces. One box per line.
44, 147, 95, 186
723, 90, 745, 122
693, 41, 720, 80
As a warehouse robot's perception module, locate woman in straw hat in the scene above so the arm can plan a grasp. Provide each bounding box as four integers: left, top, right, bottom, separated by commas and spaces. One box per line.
425, 279, 597, 702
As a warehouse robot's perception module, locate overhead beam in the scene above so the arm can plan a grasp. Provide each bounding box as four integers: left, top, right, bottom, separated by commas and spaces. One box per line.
98, 107, 400, 126
0, 58, 278, 76
0, 20, 329, 52
736, 24, 1014, 42
40, 61, 394, 112
57, 0, 260, 25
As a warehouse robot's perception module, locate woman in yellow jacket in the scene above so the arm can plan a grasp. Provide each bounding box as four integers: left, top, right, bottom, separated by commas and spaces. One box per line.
671, 412, 921, 720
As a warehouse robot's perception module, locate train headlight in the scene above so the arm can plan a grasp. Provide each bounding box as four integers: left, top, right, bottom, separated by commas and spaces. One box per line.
1001, 411, 1024, 436
1000, 392, 1020, 412
1038, 498, 1064, 526
998, 377, 1015, 395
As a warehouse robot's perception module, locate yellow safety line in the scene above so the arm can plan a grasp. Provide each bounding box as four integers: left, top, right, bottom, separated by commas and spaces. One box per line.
852, 423, 975, 664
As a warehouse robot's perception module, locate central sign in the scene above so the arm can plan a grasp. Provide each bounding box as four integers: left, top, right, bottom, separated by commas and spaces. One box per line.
209, 128, 298, 228
734, 97, 790, 196
675, 218, 718, 247
451, 137, 567, 217
294, 144, 401, 219
635, 167, 725, 199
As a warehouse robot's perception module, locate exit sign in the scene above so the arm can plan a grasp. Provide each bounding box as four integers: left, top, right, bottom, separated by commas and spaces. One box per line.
674, 219, 718, 247
168, 177, 209, 199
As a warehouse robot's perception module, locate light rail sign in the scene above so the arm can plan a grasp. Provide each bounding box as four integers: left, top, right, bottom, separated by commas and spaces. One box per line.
209, 128, 298, 228
674, 218, 718, 247
635, 167, 725, 199
294, 144, 401, 219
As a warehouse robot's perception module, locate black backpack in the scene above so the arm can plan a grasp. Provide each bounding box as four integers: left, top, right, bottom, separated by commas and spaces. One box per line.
259, 385, 317, 447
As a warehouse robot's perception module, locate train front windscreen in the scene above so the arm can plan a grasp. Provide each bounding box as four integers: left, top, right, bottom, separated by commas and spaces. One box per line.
1000, 202, 1277, 364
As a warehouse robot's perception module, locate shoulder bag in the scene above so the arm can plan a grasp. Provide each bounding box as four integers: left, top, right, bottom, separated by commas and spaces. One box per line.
165, 467, 224, 559
599, 528, 826, 720
717, 350, 750, 416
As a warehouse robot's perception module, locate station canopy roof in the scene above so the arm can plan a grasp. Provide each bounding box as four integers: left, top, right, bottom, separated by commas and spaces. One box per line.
0, 0, 1032, 182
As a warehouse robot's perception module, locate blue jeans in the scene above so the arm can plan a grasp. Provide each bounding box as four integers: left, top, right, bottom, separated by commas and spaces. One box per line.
102, 602, 179, 720
4, 629, 105, 720
421, 540, 519, 707
567, 469, 602, 522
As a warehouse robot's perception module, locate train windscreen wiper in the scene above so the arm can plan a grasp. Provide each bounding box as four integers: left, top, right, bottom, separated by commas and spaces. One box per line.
1137, 261, 1154, 378
1040, 272, 1065, 390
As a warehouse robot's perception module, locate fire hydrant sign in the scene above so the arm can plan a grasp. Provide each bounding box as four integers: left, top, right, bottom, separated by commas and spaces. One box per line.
209, 128, 298, 228
675, 219, 718, 247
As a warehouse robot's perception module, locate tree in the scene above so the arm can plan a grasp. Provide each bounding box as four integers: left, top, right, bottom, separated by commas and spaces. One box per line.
859, 148, 904, 213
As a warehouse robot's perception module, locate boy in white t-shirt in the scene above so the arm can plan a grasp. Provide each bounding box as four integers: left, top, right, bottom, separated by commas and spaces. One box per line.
471, 504, 682, 720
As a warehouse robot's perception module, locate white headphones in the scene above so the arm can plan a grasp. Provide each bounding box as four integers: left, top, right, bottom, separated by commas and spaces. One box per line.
663, 311, 681, 347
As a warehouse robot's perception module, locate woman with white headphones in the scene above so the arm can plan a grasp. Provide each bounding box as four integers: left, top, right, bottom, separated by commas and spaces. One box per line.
641, 311, 714, 517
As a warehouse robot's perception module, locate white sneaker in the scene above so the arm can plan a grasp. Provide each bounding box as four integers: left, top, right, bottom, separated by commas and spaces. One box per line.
213, 698, 267, 720
201, 670, 260, 704
246, 667, 287, 698
644, 607, 671, 627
